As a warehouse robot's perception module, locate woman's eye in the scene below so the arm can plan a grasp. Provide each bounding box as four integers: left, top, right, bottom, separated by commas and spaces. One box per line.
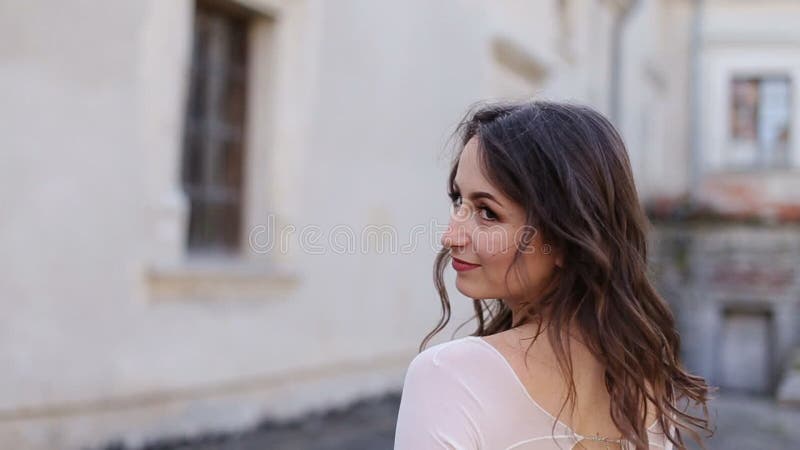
479, 207, 498, 221
448, 192, 462, 207
448, 192, 497, 222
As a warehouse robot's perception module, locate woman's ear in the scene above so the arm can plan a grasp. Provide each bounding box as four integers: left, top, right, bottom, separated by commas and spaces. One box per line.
555, 253, 564, 269
544, 242, 564, 268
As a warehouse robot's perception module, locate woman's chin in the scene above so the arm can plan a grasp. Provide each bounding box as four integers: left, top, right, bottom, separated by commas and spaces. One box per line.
454, 276, 480, 299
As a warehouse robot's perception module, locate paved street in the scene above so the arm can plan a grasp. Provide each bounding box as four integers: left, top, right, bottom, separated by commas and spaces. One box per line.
101, 390, 800, 450
690, 391, 800, 450
100, 394, 400, 450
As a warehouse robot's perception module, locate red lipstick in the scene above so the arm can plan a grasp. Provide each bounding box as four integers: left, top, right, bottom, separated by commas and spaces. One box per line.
452, 257, 480, 272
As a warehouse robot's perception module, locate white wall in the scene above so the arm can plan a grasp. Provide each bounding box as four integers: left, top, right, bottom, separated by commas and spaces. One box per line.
0, 0, 679, 448
697, 0, 800, 211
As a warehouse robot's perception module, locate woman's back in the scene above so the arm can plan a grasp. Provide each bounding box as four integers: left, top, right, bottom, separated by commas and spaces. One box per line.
394, 335, 674, 450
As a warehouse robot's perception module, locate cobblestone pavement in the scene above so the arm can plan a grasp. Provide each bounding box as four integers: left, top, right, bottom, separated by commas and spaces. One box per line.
100, 393, 400, 450
101, 390, 799, 450
690, 391, 800, 450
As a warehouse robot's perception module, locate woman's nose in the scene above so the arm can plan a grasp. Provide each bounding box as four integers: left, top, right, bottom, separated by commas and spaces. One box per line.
441, 210, 471, 249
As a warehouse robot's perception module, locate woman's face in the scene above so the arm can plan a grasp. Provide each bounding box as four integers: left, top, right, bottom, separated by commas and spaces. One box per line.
441, 136, 561, 305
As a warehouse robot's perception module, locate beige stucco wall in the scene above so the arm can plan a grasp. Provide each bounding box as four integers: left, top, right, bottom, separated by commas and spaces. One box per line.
0, 0, 745, 448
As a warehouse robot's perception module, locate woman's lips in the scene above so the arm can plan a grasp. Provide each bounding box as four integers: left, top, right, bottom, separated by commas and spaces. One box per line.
452, 257, 480, 272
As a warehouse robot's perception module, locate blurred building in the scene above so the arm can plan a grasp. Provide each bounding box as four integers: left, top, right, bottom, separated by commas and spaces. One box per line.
0, 0, 798, 449
646, 0, 800, 402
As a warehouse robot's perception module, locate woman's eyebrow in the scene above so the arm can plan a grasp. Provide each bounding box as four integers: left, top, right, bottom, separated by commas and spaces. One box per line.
453, 181, 504, 207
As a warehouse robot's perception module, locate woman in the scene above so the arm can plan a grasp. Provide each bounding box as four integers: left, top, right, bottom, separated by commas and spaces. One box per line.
394, 101, 714, 450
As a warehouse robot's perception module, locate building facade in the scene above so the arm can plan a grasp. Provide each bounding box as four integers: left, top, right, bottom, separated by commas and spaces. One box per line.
1, 1, 797, 449
648, 0, 800, 400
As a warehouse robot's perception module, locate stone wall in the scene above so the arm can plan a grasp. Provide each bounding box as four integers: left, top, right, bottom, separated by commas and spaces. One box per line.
650, 221, 800, 395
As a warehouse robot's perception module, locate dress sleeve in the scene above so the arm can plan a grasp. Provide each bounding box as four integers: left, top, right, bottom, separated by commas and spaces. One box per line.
393, 345, 483, 449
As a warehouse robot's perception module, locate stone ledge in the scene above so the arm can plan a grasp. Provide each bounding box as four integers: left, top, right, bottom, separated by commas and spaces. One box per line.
146, 260, 300, 302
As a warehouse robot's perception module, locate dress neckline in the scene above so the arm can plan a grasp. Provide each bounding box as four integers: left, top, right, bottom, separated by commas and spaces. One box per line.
465, 336, 661, 439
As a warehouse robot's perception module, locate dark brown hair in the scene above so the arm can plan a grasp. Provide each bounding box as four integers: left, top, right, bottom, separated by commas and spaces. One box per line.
423, 101, 715, 450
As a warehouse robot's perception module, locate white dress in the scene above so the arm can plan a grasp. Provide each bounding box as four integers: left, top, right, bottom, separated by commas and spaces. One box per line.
394, 336, 674, 450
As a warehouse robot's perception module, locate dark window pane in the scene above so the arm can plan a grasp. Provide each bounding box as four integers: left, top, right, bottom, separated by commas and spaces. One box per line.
219, 138, 244, 188
731, 78, 759, 141
181, 128, 204, 186
224, 75, 247, 125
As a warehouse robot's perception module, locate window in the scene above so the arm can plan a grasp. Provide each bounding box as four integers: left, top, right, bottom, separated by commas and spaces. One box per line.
182, 0, 251, 255
729, 76, 792, 169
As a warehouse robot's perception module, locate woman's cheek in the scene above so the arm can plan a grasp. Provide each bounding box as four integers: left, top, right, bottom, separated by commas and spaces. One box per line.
474, 232, 503, 261
479, 234, 512, 280
482, 225, 514, 255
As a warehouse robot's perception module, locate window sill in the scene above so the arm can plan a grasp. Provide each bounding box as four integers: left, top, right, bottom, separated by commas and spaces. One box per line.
705, 167, 800, 175
146, 259, 300, 302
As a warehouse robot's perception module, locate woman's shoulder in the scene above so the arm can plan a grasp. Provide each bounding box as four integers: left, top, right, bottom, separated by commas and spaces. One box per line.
401, 335, 511, 412
396, 337, 493, 448
406, 336, 496, 373
402, 336, 511, 396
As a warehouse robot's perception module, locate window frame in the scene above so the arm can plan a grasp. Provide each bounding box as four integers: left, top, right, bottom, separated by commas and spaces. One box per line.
727, 74, 793, 170
181, 0, 255, 257
702, 47, 800, 174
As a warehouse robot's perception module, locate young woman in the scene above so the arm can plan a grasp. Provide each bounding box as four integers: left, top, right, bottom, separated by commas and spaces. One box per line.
394, 101, 714, 450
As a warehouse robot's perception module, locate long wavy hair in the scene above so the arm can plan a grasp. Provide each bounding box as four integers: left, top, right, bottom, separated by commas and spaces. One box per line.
422, 101, 714, 450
